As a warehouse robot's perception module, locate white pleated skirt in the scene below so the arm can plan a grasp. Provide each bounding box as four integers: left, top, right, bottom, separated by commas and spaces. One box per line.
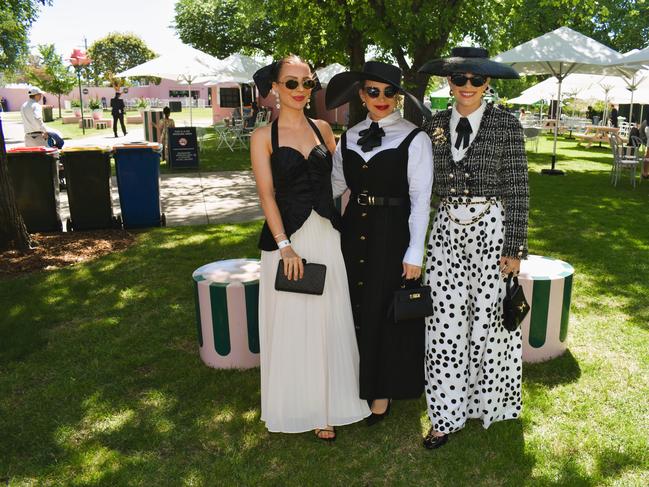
259, 210, 371, 433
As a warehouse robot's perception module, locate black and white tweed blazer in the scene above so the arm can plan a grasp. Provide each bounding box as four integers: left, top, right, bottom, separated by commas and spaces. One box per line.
423, 104, 529, 258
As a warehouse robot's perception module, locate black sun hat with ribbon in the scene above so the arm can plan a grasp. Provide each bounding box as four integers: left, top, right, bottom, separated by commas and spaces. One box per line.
419, 47, 520, 79
325, 61, 431, 121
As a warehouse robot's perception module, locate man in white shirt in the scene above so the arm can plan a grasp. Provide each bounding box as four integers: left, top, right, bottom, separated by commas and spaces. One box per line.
20, 87, 48, 147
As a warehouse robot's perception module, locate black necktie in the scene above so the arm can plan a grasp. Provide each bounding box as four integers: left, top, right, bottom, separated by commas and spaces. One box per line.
455, 117, 472, 150
357, 122, 385, 153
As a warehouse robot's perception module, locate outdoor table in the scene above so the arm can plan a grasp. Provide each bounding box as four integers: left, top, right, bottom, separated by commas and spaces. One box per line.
192, 259, 260, 369
518, 255, 575, 363
576, 125, 620, 148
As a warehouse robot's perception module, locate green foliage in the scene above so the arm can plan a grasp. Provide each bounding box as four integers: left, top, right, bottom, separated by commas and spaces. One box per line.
87, 32, 156, 86
88, 97, 102, 110
25, 44, 77, 97
0, 0, 51, 71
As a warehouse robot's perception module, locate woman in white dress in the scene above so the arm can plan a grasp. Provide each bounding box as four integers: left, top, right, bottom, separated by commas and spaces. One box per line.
250, 55, 370, 441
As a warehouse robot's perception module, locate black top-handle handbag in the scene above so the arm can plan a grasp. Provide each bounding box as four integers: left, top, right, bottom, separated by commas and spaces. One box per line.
502, 273, 530, 331
387, 278, 434, 323
274, 259, 327, 295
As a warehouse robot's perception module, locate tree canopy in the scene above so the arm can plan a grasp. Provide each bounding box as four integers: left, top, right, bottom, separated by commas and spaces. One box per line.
24, 44, 77, 117
86, 32, 156, 86
0, 0, 51, 71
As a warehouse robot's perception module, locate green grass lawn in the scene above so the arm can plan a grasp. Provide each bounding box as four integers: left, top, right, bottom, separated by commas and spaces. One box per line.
1, 136, 648, 486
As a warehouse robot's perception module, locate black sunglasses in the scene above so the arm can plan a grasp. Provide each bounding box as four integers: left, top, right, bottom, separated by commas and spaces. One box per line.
364, 86, 399, 98
279, 78, 317, 90
450, 74, 487, 87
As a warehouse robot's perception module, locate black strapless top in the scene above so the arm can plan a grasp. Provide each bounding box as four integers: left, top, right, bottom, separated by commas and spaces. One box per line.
258, 118, 341, 251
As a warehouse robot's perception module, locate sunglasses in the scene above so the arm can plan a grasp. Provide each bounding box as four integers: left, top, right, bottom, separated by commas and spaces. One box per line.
364, 86, 399, 98
450, 74, 487, 87
279, 78, 317, 90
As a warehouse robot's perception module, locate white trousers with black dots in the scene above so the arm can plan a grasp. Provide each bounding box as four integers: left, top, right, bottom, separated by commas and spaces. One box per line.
424, 197, 522, 434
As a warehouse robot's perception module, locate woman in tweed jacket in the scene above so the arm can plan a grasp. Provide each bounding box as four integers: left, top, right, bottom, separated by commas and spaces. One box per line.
418, 47, 529, 449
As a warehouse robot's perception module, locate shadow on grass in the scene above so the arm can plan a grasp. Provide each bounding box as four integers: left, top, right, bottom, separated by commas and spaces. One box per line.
523, 350, 581, 387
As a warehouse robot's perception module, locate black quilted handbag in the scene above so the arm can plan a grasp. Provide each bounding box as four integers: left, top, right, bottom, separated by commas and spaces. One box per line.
387, 278, 434, 323
274, 259, 326, 295
502, 273, 530, 331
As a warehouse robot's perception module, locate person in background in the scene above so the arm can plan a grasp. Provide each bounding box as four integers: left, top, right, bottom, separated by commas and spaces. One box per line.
586, 106, 594, 123
610, 104, 619, 128
246, 101, 260, 128
519, 108, 527, 122
20, 87, 48, 147
110, 91, 127, 137
157, 107, 175, 161
642, 120, 649, 179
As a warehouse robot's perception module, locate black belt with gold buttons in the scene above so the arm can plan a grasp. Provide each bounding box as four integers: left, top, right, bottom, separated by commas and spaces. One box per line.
354, 191, 409, 207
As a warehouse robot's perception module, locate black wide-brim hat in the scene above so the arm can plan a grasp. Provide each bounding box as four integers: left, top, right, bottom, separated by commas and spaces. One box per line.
325, 61, 431, 120
419, 47, 520, 79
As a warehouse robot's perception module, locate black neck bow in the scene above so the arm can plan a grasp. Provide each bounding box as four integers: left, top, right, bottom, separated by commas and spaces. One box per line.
357, 121, 385, 152
455, 117, 472, 150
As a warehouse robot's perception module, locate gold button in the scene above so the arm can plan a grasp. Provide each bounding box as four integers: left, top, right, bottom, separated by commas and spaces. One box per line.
361, 212, 368, 217
449, 173, 454, 179
359, 259, 365, 264
357, 281, 364, 286
360, 235, 366, 240
517, 251, 523, 257
465, 172, 470, 178
450, 188, 456, 193
519, 245, 524, 250
463, 189, 469, 195
362, 165, 368, 170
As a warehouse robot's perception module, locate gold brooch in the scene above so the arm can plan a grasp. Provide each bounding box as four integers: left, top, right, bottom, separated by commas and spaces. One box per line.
431, 127, 447, 145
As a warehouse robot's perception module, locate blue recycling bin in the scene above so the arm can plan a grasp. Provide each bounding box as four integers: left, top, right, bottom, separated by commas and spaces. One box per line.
113, 143, 166, 229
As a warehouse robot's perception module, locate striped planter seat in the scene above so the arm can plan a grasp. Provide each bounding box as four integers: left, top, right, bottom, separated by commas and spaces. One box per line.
192, 259, 260, 369
519, 255, 575, 363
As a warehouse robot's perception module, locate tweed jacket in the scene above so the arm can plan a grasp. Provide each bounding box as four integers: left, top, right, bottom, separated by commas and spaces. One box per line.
423, 104, 529, 258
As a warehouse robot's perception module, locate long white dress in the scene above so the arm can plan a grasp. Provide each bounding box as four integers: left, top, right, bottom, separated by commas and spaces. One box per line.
259, 210, 371, 432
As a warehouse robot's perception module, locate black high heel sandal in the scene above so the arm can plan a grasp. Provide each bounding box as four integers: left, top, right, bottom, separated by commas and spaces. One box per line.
315, 427, 336, 442
422, 427, 449, 449
365, 400, 391, 426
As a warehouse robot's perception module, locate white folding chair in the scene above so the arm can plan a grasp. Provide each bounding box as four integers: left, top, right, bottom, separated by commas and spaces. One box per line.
214, 123, 235, 151
523, 127, 540, 152
609, 134, 641, 187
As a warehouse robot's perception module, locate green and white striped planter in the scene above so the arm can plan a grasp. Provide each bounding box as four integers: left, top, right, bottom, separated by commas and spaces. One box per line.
192, 259, 260, 369
519, 255, 575, 363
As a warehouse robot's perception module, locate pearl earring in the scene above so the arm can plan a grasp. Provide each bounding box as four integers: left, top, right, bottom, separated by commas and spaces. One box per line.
273, 90, 280, 109
306, 100, 311, 109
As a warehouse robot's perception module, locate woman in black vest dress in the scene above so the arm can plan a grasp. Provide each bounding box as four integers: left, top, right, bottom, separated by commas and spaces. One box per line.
326, 62, 433, 423
418, 47, 529, 449
250, 56, 370, 441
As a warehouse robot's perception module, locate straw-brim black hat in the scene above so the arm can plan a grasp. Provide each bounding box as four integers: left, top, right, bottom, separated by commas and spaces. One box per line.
419, 47, 520, 79
325, 61, 431, 120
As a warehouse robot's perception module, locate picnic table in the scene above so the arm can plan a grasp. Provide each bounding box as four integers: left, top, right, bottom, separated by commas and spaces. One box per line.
575, 125, 620, 148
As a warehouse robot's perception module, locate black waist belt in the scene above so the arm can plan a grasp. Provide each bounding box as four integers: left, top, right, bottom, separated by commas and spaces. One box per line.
354, 192, 408, 207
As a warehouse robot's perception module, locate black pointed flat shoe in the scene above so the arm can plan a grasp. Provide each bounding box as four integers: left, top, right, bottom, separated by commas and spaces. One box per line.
423, 427, 449, 449
366, 400, 391, 426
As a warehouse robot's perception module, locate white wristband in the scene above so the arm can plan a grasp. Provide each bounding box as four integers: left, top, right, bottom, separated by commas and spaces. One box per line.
277, 239, 291, 249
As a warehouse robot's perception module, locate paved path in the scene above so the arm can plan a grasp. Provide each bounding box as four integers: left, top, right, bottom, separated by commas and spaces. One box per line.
58, 171, 262, 230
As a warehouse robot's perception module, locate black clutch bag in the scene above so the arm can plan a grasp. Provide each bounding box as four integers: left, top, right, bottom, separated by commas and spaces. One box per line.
502, 273, 530, 331
387, 279, 434, 323
274, 259, 326, 295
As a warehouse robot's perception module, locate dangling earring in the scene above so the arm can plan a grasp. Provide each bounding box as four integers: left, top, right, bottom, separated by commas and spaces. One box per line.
362, 101, 367, 108
449, 89, 453, 97
273, 91, 280, 109
306, 100, 311, 109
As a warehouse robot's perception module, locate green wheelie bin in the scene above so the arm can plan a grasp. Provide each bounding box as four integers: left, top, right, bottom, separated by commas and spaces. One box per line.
59, 146, 122, 231
6, 147, 62, 232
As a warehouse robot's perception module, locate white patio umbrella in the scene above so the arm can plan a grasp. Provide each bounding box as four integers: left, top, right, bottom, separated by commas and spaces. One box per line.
200, 53, 267, 117
116, 45, 221, 126
494, 26, 636, 174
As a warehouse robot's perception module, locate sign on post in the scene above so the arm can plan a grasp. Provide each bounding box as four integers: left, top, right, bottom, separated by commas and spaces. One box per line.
168, 127, 199, 169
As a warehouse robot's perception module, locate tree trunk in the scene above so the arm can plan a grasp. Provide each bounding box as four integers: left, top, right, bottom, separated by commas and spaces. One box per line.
402, 68, 431, 127
0, 120, 32, 251
346, 29, 366, 127
57, 94, 62, 118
